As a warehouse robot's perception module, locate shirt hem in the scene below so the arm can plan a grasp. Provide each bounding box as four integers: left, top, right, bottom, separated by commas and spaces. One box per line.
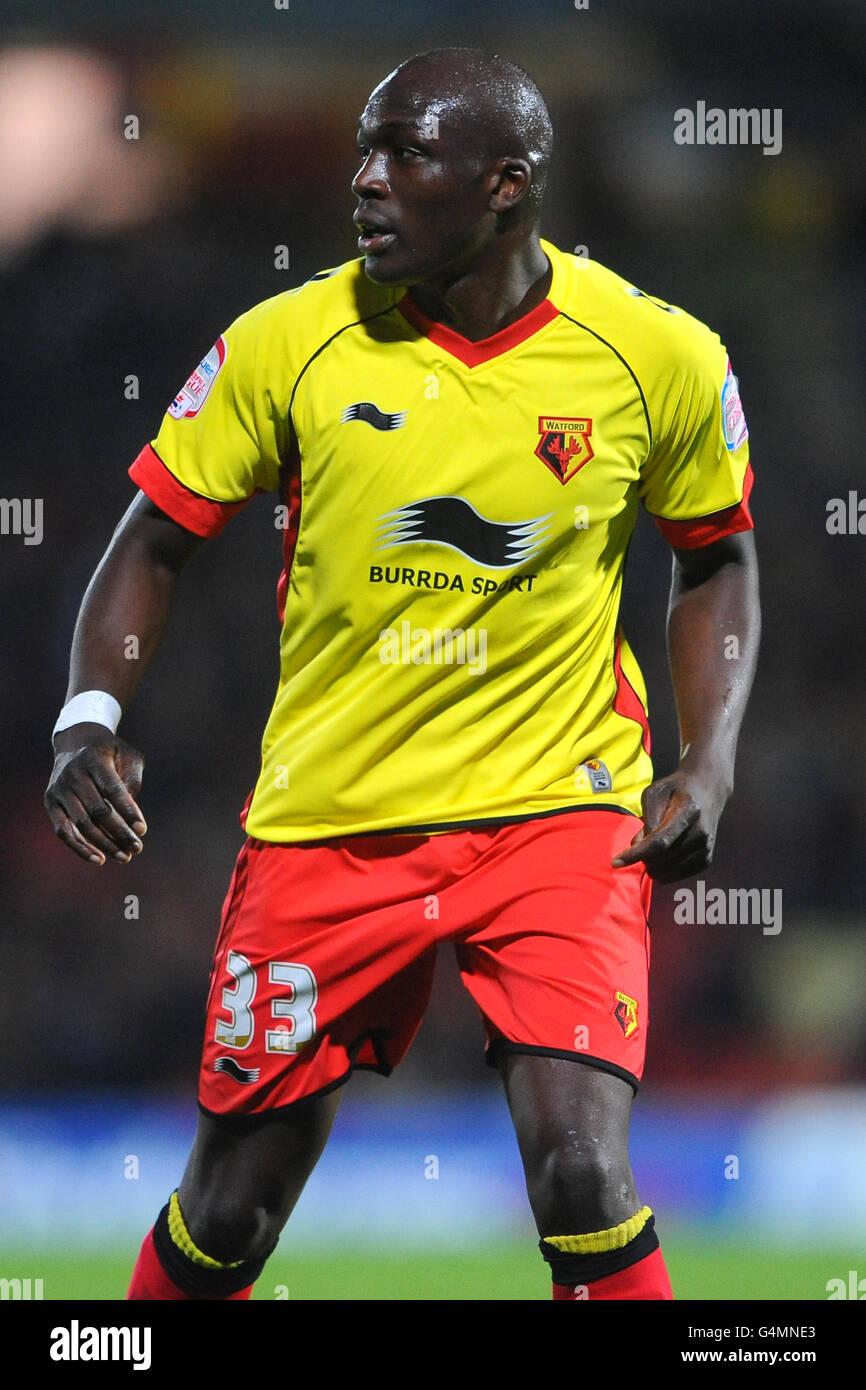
243, 801, 641, 844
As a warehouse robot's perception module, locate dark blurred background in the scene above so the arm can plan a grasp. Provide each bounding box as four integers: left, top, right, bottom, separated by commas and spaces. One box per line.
1, 0, 865, 1285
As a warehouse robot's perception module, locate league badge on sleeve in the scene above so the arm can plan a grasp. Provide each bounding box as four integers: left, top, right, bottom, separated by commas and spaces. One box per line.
721, 359, 749, 452
168, 335, 227, 419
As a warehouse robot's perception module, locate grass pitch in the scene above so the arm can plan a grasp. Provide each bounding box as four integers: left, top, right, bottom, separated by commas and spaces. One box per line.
3, 1236, 854, 1301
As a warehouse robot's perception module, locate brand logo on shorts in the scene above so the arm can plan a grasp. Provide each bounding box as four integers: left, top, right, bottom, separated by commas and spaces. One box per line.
535, 416, 594, 484
214, 1056, 260, 1084
168, 336, 227, 419
613, 991, 639, 1039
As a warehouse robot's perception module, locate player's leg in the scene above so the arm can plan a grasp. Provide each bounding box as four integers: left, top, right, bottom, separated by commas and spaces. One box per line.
451, 808, 672, 1299
128, 831, 441, 1300
501, 1054, 671, 1300
128, 1092, 341, 1301
503, 1055, 638, 1231
176, 1096, 339, 1264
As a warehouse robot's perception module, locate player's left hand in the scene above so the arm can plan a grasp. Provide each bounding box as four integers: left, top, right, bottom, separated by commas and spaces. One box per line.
610, 767, 730, 883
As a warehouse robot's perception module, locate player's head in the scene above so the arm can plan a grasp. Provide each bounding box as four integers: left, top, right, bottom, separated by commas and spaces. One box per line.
352, 48, 553, 285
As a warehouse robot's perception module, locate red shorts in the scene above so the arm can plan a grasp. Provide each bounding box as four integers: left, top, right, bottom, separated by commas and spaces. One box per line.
198, 809, 652, 1118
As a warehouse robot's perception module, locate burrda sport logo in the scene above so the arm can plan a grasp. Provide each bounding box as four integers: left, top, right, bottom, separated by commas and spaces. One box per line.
376, 496, 552, 568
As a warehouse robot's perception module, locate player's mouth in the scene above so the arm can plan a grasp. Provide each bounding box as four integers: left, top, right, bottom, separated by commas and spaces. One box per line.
355, 216, 397, 255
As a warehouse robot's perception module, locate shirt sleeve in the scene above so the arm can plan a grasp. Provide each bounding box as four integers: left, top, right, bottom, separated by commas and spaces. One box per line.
639, 324, 754, 549
129, 301, 288, 537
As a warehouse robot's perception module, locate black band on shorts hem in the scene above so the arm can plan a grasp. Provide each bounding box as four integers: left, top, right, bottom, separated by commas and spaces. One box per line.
485, 1040, 640, 1093
196, 1065, 355, 1128
347, 1027, 394, 1074
197, 1030, 395, 1127
540, 1214, 659, 1284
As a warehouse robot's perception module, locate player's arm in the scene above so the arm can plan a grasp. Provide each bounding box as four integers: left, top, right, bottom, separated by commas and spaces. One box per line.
44, 493, 205, 866
47, 303, 286, 863
613, 529, 760, 881
47, 302, 290, 863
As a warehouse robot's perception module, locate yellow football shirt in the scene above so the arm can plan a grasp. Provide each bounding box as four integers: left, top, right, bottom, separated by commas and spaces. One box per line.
130, 240, 753, 841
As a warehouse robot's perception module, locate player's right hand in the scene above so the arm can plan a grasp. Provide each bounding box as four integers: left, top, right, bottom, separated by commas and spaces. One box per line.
45, 725, 146, 866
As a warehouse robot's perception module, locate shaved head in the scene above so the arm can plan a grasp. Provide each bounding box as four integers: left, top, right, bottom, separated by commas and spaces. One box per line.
353, 48, 554, 289
371, 47, 553, 218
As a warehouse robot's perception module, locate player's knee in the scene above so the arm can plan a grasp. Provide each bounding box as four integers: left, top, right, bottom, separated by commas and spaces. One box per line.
527, 1138, 632, 1229
187, 1194, 282, 1266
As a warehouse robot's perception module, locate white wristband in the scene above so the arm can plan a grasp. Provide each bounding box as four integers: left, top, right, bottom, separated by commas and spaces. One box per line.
53, 690, 122, 737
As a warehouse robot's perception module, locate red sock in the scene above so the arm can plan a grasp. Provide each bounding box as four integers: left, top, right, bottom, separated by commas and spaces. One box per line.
126, 1227, 254, 1301
553, 1246, 673, 1300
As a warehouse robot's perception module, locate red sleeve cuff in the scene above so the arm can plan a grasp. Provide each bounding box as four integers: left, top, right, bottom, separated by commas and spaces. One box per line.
128, 444, 251, 538
652, 462, 755, 549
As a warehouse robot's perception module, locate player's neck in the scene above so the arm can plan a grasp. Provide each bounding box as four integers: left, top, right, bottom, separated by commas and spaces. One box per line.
408, 235, 551, 342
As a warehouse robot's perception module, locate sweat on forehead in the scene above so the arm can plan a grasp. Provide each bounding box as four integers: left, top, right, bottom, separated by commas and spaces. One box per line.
365, 48, 551, 153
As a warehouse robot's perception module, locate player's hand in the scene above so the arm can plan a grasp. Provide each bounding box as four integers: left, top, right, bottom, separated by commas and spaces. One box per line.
45, 724, 146, 866
610, 767, 730, 883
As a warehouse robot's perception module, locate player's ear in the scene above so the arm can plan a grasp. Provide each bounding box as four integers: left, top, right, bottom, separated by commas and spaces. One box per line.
488, 157, 533, 215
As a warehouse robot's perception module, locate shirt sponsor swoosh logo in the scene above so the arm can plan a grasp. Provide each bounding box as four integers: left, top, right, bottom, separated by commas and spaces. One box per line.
376, 496, 553, 568
214, 1056, 260, 1084
341, 402, 407, 430
625, 286, 679, 314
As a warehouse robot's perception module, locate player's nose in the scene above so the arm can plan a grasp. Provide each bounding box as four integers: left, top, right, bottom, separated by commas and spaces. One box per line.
351, 151, 388, 199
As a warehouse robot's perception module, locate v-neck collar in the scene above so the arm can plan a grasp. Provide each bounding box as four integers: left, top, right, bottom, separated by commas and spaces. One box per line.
395, 240, 567, 368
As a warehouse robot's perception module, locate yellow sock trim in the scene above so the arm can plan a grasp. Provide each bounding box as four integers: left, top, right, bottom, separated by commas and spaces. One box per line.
167, 1191, 243, 1270
543, 1205, 652, 1256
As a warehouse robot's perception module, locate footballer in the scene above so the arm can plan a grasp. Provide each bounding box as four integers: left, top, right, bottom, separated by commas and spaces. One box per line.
45, 48, 759, 1300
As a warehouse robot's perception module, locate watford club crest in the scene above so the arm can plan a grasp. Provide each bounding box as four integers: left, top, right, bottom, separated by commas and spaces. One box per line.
613, 990, 639, 1039
535, 416, 594, 484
